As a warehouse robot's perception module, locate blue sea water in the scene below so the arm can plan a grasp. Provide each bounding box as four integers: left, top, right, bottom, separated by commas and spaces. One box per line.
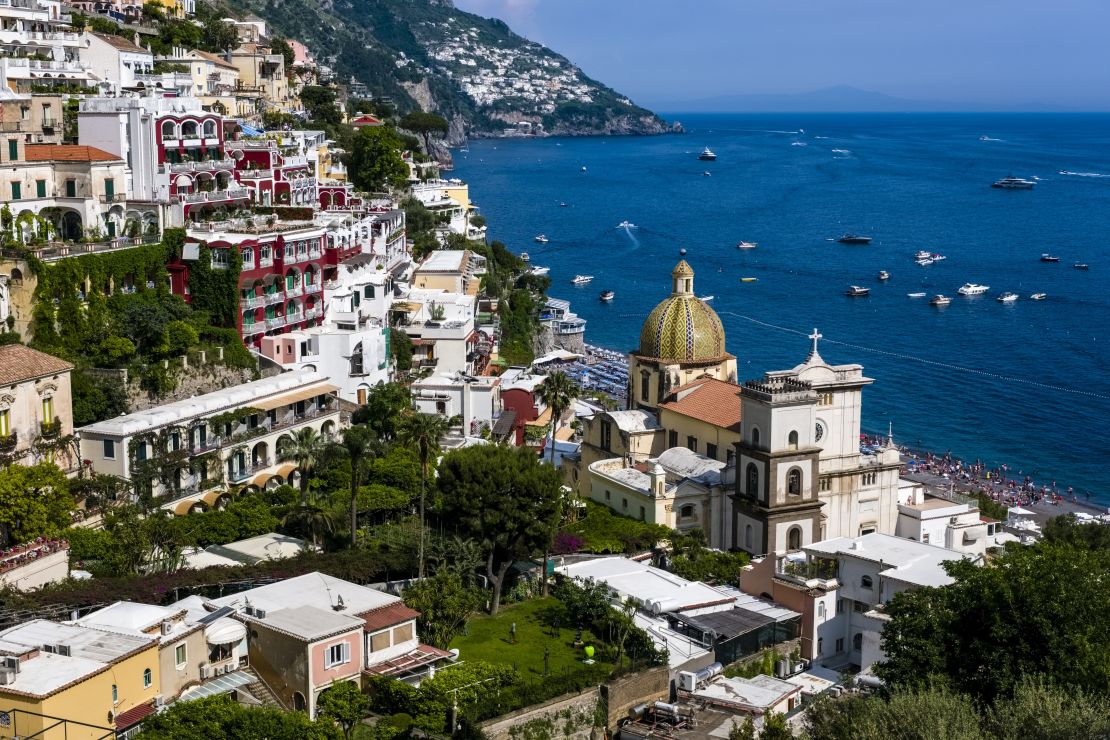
451, 113, 1110, 501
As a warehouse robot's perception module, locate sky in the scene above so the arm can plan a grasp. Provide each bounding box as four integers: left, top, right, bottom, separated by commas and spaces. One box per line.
453, 0, 1110, 110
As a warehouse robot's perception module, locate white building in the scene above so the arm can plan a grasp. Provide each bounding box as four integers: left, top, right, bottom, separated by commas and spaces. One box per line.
0, 0, 95, 94
895, 487, 995, 557
396, 287, 478, 375
411, 372, 499, 435
81, 32, 153, 90
260, 324, 390, 405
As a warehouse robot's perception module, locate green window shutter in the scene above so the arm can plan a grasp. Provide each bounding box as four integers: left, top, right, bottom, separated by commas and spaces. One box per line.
65, 180, 75, 197
36, 179, 45, 197
10, 183, 20, 200
7, 140, 16, 160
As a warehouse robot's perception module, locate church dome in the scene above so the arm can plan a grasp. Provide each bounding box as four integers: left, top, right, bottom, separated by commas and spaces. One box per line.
638, 261, 728, 363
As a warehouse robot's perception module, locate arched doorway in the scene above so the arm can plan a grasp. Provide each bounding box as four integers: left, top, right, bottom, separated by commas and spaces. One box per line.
292, 692, 306, 711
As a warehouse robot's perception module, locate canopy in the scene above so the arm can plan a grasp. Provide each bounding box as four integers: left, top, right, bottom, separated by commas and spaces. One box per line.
205, 617, 247, 645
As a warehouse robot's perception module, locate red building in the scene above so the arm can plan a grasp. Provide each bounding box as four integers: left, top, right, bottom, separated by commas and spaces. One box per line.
498, 368, 550, 448
158, 112, 252, 220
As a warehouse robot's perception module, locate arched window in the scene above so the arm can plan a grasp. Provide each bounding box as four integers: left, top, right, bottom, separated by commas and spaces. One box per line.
350, 342, 364, 375
203, 120, 216, 137
788, 430, 799, 450
787, 468, 802, 496
751, 427, 761, 448
161, 120, 176, 139
853, 633, 863, 651
817, 602, 826, 619
746, 463, 759, 497
181, 120, 198, 138
640, 369, 650, 402
679, 504, 695, 519
787, 526, 802, 551
143, 668, 152, 687
745, 525, 753, 550
241, 247, 253, 266
861, 575, 873, 589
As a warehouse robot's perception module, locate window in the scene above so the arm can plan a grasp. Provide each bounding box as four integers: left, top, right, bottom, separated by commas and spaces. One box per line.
112, 684, 118, 703
0, 410, 8, 436
853, 633, 863, 651
835, 638, 844, 653
370, 632, 389, 652
599, 420, 612, 451
787, 526, 802, 551
744, 525, 753, 550
706, 443, 718, 460
817, 602, 826, 619
679, 504, 695, 519
143, 668, 152, 687
668, 430, 678, 448
863, 472, 877, 486
686, 435, 697, 453
36, 179, 45, 197
746, 463, 759, 497
42, 396, 53, 422
860, 526, 876, 536
103, 439, 116, 459
10, 183, 20, 200
751, 427, 760, 448
819, 476, 831, 492
819, 392, 833, 406
65, 180, 75, 197
392, 623, 413, 643
175, 644, 186, 667
922, 533, 930, 543
817, 637, 823, 656
364, 285, 375, 299
621, 498, 627, 511
836, 599, 845, 615
861, 575, 873, 589
136, 441, 147, 461
7, 139, 16, 160
640, 370, 650, 402
639, 505, 645, 521
104, 178, 114, 200
814, 421, 825, 443
853, 601, 868, 613
787, 468, 802, 496
325, 642, 350, 668
604, 490, 610, 501
788, 430, 799, 450
241, 247, 253, 266
161, 121, 176, 139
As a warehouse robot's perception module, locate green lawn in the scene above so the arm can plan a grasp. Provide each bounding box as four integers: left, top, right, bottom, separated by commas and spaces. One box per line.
450, 597, 614, 681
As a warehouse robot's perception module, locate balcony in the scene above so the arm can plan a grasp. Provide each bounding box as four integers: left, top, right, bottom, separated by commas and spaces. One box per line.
237, 169, 273, 180
0, 432, 18, 454
39, 419, 61, 439
263, 291, 285, 305
167, 159, 237, 174
304, 307, 322, 321
258, 257, 274, 269
179, 188, 251, 204
775, 554, 839, 589
228, 458, 271, 482
98, 193, 125, 204
240, 295, 263, 309
265, 317, 285, 330
285, 284, 304, 298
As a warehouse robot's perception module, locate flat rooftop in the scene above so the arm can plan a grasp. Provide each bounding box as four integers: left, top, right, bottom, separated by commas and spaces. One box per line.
416, 250, 466, 273
693, 674, 800, 712
559, 557, 734, 614
805, 533, 970, 588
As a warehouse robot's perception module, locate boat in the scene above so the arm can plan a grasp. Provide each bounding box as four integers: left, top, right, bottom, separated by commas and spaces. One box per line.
931, 254, 947, 261
916, 257, 935, 266
559, 202, 568, 207
534, 234, 549, 243
520, 252, 530, 263
907, 292, 927, 298
1040, 253, 1060, 263
845, 286, 871, 297
838, 234, 873, 244
698, 295, 714, 302
737, 241, 758, 249
529, 266, 550, 276
599, 290, 614, 302
702, 171, 712, 177
571, 275, 593, 285
1073, 262, 1090, 270
741, 277, 758, 283
997, 292, 1019, 303
1030, 293, 1047, 300
617, 220, 636, 229
878, 270, 890, 281
992, 176, 1036, 189
914, 250, 932, 260
930, 295, 952, 306
697, 147, 717, 161
957, 283, 990, 295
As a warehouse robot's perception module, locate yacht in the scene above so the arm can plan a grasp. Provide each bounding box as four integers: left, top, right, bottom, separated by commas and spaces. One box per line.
698, 147, 717, 161
741, 277, 759, 283
737, 241, 758, 249
698, 295, 715, 302
1030, 293, 1047, 301
559, 202, 568, 207
907, 292, 927, 298
534, 234, 549, 243
958, 283, 990, 295
991, 176, 1036, 189
702, 171, 712, 177
599, 290, 615, 302
571, 275, 594, 285
520, 252, 530, 263
914, 250, 932, 260
930, 295, 952, 306
617, 220, 636, 229
529, 266, 550, 277
931, 254, 947, 261
916, 256, 935, 266
997, 292, 1019, 303
1073, 262, 1090, 270
845, 285, 871, 297
878, 270, 890, 281
1040, 253, 1060, 263
580, 166, 587, 172
838, 234, 873, 244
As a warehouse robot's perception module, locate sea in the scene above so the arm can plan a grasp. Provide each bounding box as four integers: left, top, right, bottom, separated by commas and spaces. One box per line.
450, 113, 1110, 503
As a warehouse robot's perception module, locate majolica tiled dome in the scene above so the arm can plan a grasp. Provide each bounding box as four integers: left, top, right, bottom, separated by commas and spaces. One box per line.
638, 261, 727, 362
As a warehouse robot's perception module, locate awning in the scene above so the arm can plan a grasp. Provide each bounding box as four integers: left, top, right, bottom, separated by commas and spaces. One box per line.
206, 617, 247, 645
178, 670, 255, 702
491, 410, 516, 440
274, 463, 297, 479
391, 301, 420, 312
364, 644, 452, 677
248, 471, 275, 488
114, 701, 156, 730
251, 384, 339, 411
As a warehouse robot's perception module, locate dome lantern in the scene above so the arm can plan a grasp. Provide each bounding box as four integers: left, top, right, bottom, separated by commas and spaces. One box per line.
638, 261, 728, 363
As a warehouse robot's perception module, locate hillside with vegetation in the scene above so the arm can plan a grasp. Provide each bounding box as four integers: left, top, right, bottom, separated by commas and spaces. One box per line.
223, 0, 666, 137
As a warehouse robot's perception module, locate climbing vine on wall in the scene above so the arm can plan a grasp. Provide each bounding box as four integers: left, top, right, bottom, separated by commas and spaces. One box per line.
185, 241, 242, 329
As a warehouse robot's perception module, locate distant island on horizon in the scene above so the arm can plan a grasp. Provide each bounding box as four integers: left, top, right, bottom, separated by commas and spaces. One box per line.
647, 85, 1092, 114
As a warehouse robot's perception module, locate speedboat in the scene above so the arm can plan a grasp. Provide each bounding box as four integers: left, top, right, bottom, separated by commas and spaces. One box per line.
1073, 262, 1090, 270
958, 283, 990, 295
571, 275, 593, 285
914, 250, 932, 260
930, 295, 952, 306
559, 202, 568, 207
1030, 293, 1047, 300
838, 234, 872, 244
702, 171, 712, 177
931, 254, 947, 261
534, 234, 549, 243
878, 270, 890, 281
997, 292, 1019, 303
907, 292, 927, 298
520, 252, 530, 263
737, 241, 758, 249
698, 295, 714, 302
1040, 253, 1060, 263
599, 290, 614, 302
529, 266, 550, 276
916, 257, 935, 266
698, 147, 717, 161
845, 285, 871, 297
741, 277, 758, 283
617, 220, 636, 229
580, 166, 587, 172
992, 176, 1035, 189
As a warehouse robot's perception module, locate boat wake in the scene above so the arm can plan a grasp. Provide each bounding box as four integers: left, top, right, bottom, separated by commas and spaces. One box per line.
979, 136, 1004, 142
1059, 170, 1110, 178
791, 141, 808, 147
831, 148, 852, 156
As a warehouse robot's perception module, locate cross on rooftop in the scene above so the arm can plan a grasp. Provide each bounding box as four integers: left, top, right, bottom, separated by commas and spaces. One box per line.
809, 328, 822, 355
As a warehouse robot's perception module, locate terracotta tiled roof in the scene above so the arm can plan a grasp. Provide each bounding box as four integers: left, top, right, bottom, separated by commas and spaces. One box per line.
114, 701, 156, 730
351, 114, 383, 127
190, 49, 238, 69
23, 145, 121, 162
359, 603, 419, 632
92, 33, 149, 54
658, 377, 742, 433
0, 345, 74, 385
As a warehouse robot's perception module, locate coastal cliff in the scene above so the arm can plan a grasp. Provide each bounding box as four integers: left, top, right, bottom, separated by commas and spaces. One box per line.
225, 0, 666, 137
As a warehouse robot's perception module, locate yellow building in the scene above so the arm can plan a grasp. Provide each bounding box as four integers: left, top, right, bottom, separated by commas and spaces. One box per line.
0, 620, 160, 739
657, 377, 743, 464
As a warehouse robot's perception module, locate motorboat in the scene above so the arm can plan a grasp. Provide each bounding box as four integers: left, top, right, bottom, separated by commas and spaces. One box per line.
599, 290, 614, 302
737, 241, 758, 249
1073, 262, 1090, 270
698, 147, 717, 161
878, 270, 890, 281
916, 257, 935, 266
698, 295, 714, 302
559, 201, 568, 207
930, 295, 952, 306
957, 283, 990, 296
520, 252, 530, 263
992, 176, 1036, 189
845, 285, 871, 297
702, 171, 712, 177
741, 277, 758, 283
529, 266, 550, 276
907, 292, 927, 298
914, 250, 932, 260
617, 220, 636, 229
571, 275, 593, 285
534, 234, 549, 243
1040, 253, 1060, 263
997, 292, 1019, 303
1030, 293, 1047, 300
931, 254, 947, 261
838, 234, 872, 244
580, 166, 587, 172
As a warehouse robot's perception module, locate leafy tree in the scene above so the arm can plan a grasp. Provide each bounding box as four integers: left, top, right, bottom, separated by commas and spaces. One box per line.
399, 111, 449, 155
282, 492, 337, 548
399, 412, 448, 577
300, 86, 344, 128
272, 36, 296, 74
349, 126, 409, 191
729, 716, 757, 740
758, 713, 793, 740
986, 676, 1110, 740
71, 370, 129, 426
316, 680, 370, 739
0, 464, 74, 547
389, 328, 413, 372
352, 382, 411, 442
437, 445, 563, 613
335, 425, 379, 545
202, 18, 239, 53
279, 427, 325, 503
534, 371, 578, 593
402, 571, 484, 648
138, 695, 341, 740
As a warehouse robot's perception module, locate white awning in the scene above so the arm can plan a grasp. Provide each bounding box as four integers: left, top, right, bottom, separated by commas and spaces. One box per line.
206, 617, 247, 645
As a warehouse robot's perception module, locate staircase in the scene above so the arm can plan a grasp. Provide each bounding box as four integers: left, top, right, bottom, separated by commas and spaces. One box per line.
239, 667, 286, 710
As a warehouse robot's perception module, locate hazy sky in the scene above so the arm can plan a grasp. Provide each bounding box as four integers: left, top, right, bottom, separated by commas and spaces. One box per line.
454, 0, 1110, 110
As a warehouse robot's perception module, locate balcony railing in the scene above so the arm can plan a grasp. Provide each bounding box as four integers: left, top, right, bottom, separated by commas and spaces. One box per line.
168, 159, 236, 174
240, 295, 263, 308
98, 193, 125, 204
264, 291, 285, 305
258, 257, 274, 268
304, 307, 322, 320
285, 284, 304, 298
180, 188, 250, 204
237, 169, 273, 180
228, 458, 271, 482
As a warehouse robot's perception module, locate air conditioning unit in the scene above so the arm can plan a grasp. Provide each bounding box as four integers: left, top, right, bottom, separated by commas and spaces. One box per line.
200, 665, 211, 679
160, 620, 173, 636
154, 695, 165, 708
677, 671, 697, 692
0, 668, 16, 686
56, 645, 70, 657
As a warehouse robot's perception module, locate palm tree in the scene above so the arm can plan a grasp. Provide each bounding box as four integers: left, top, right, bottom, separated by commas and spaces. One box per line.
278, 427, 324, 504
281, 491, 336, 548
534, 371, 579, 595
399, 412, 448, 578
336, 425, 379, 546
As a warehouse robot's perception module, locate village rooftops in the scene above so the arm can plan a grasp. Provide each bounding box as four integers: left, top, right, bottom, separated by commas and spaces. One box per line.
71, 602, 199, 644
692, 674, 801, 714
558, 557, 735, 615
589, 458, 678, 498
658, 377, 742, 433
91, 33, 149, 54
499, 367, 547, 394
0, 345, 73, 386
77, 368, 335, 438
602, 409, 661, 434
656, 447, 727, 487
0, 620, 155, 697
22, 145, 121, 162
804, 532, 971, 588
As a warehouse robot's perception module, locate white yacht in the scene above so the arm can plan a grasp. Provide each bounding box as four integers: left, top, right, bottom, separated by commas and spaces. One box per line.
571, 275, 594, 285
992, 176, 1036, 189
698, 295, 715, 302
617, 220, 637, 229
907, 292, 927, 298
529, 266, 550, 276
737, 241, 758, 249
534, 234, 549, 243
997, 292, 1019, 303
520, 252, 530, 263
957, 283, 990, 296
698, 147, 717, 161
1030, 293, 1047, 301
931, 295, 952, 306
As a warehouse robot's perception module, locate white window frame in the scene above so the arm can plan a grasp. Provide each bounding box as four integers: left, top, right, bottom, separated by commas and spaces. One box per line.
174, 643, 186, 668
324, 641, 350, 669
